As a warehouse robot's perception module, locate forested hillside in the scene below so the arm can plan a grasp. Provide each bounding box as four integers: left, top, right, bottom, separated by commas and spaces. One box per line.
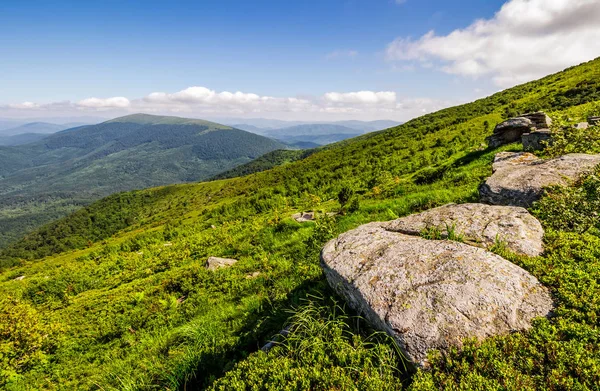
1, 58, 600, 390
0, 114, 286, 247
212, 148, 318, 180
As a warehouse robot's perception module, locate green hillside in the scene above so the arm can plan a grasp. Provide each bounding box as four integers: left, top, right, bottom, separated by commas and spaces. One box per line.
0, 114, 286, 248
212, 148, 318, 180
1, 58, 600, 390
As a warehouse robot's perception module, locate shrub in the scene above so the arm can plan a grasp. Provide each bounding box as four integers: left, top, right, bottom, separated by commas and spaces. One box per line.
532, 165, 600, 234
543, 124, 600, 158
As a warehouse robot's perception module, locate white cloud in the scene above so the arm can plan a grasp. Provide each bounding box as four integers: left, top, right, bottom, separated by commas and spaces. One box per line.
145, 87, 264, 106
325, 50, 359, 60
0, 87, 453, 121
140, 86, 315, 115
324, 91, 396, 104
386, 0, 600, 87
77, 97, 131, 109
8, 102, 40, 109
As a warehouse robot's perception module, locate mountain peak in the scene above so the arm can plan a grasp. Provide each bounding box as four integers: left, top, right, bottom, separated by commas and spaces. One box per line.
106, 113, 232, 129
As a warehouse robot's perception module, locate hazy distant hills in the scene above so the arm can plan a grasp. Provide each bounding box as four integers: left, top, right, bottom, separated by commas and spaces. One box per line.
228, 119, 402, 145
0, 121, 87, 136
0, 121, 92, 146
0, 113, 287, 246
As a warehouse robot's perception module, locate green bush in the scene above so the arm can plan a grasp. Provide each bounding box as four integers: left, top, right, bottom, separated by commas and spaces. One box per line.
533, 165, 600, 234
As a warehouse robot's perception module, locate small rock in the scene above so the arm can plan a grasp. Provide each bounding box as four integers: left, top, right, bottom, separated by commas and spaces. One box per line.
211, 225, 217, 229
292, 212, 316, 222
480, 152, 600, 207
163, 242, 173, 247
261, 326, 291, 352
292, 211, 337, 223
588, 116, 600, 126
14, 275, 25, 281
206, 256, 238, 270
385, 203, 544, 256
321, 223, 553, 367
574, 122, 589, 130
246, 271, 261, 279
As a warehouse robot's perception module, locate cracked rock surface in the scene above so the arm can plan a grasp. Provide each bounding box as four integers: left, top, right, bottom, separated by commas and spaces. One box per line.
385, 203, 544, 257
480, 152, 600, 207
321, 222, 553, 367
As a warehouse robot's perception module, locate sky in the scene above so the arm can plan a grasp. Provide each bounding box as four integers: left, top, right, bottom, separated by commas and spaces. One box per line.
1, 0, 599, 122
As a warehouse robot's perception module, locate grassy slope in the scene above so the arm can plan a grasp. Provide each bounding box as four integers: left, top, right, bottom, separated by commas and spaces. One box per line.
0, 115, 286, 248
212, 148, 318, 180
1, 59, 600, 390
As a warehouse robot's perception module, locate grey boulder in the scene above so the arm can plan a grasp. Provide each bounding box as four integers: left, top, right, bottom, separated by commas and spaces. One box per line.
206, 256, 238, 270
292, 211, 337, 223
321, 223, 553, 367
480, 152, 600, 207
385, 203, 544, 257
487, 117, 534, 147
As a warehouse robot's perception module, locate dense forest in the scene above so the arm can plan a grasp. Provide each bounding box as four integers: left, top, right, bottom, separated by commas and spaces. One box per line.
1, 58, 600, 390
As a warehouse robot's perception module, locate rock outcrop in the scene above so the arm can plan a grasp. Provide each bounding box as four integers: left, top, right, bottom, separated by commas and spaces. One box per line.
480, 152, 600, 207
522, 129, 552, 151
487, 112, 553, 148
521, 112, 552, 129
206, 256, 238, 270
385, 203, 544, 257
487, 117, 535, 148
321, 223, 553, 367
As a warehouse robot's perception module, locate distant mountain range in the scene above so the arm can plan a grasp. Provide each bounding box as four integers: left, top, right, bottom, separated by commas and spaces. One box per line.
227, 119, 402, 145
0, 121, 91, 136
0, 113, 287, 247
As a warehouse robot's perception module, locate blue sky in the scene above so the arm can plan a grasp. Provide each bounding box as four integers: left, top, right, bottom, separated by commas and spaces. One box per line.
1, 0, 598, 121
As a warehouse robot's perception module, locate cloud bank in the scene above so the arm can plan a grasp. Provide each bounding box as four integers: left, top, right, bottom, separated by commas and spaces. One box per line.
387, 0, 600, 87
2, 87, 449, 121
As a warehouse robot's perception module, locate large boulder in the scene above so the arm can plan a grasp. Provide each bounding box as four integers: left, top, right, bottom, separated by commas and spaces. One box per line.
480, 152, 600, 207
321, 223, 553, 367
487, 117, 534, 148
385, 203, 544, 257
